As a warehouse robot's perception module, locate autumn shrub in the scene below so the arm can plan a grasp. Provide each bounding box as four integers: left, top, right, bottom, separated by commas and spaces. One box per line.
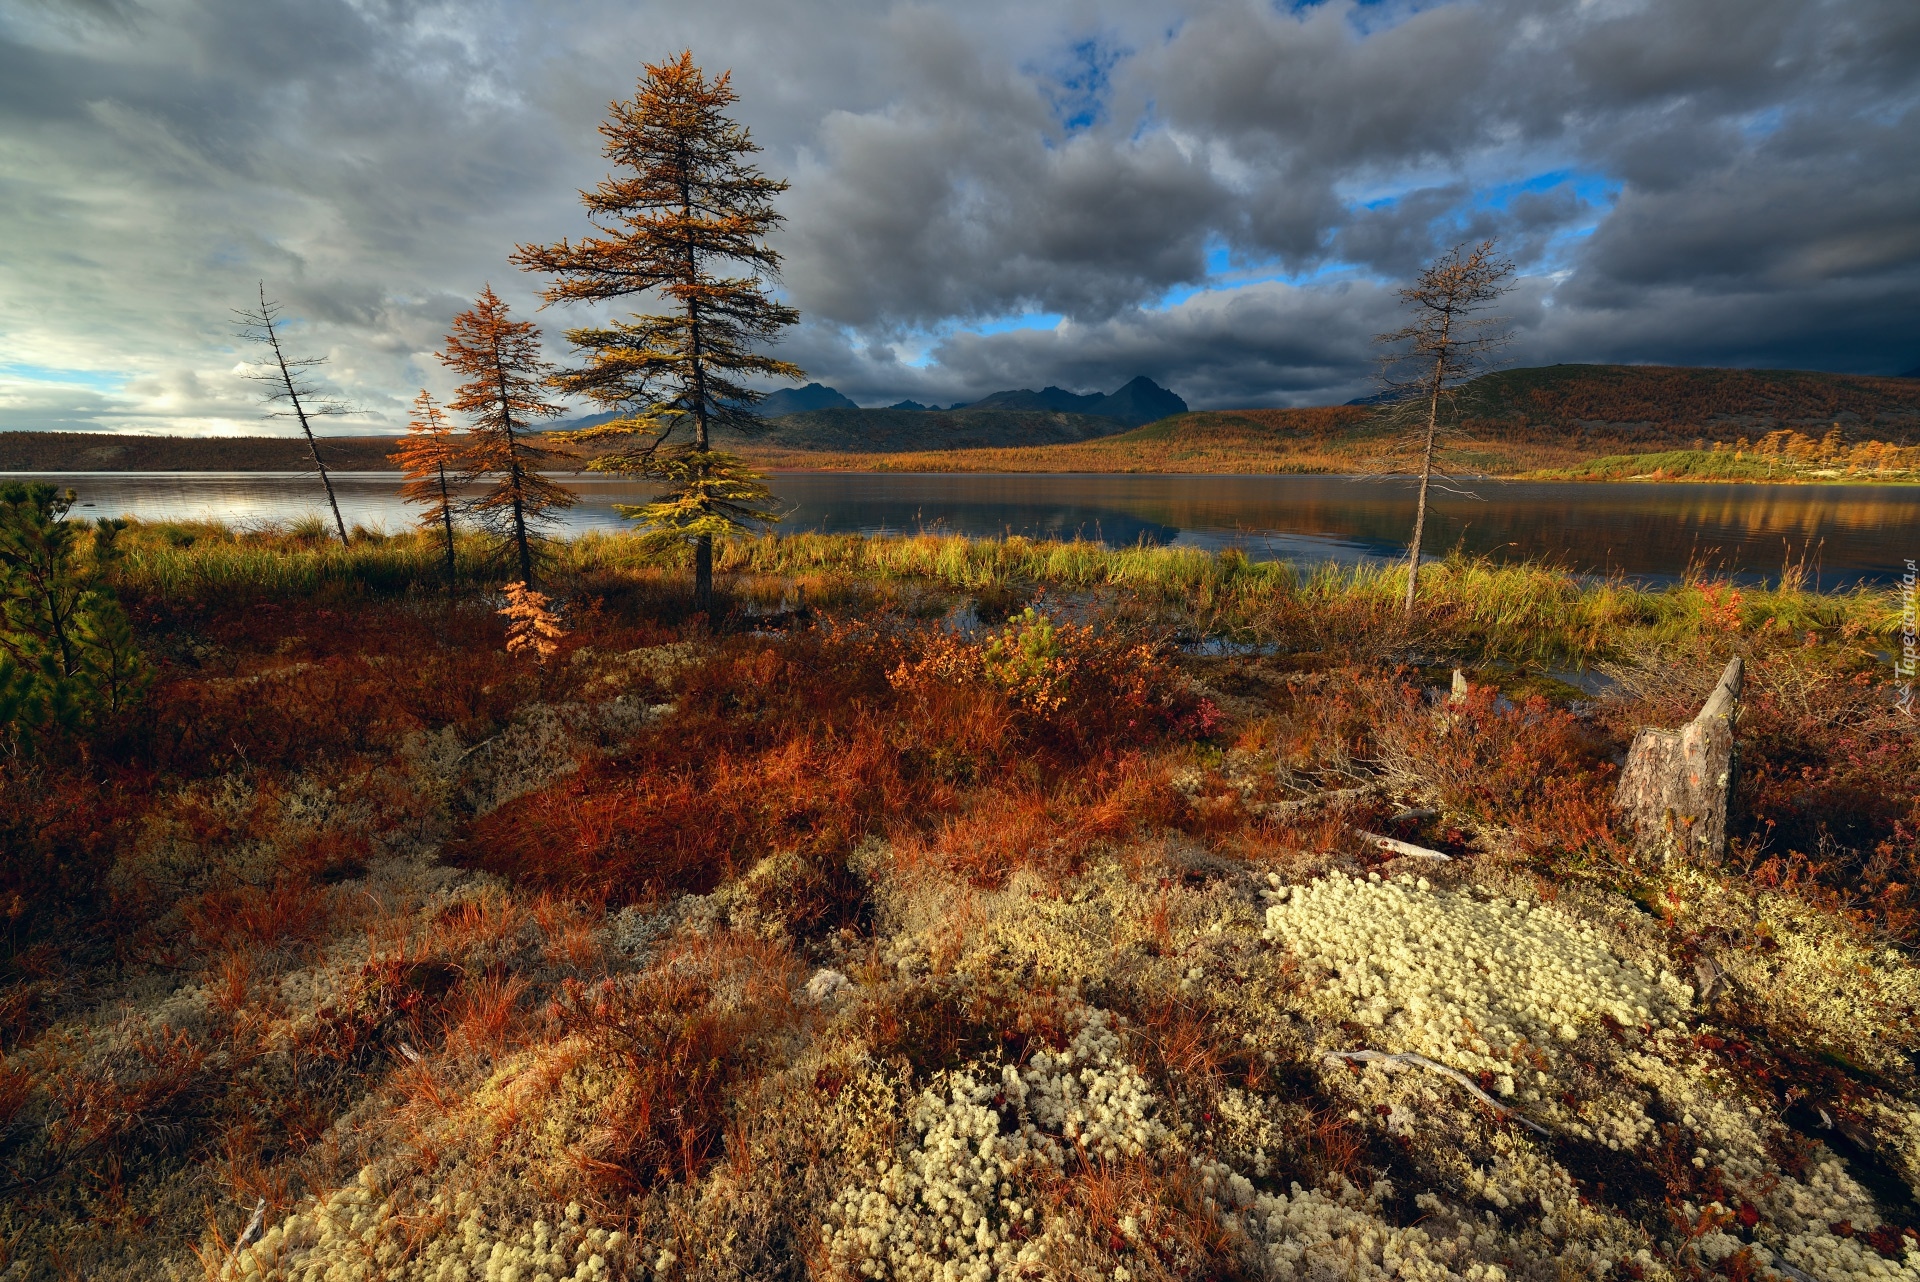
888, 606, 1197, 756
858, 973, 1072, 1085
0, 483, 149, 755
897, 754, 1190, 888
1372, 677, 1625, 857
23, 1021, 213, 1195
461, 614, 1204, 901
459, 708, 905, 904
1035, 1157, 1256, 1282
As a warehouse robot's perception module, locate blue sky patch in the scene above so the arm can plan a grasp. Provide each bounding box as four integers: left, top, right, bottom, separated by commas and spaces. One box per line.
0, 362, 128, 392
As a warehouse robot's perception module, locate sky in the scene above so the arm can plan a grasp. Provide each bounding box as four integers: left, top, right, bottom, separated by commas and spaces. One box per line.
1, 0, 1917, 436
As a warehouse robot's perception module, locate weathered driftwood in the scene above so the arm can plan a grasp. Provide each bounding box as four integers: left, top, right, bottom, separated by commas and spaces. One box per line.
1358, 830, 1452, 861
1613, 656, 1743, 860
1324, 1050, 1547, 1134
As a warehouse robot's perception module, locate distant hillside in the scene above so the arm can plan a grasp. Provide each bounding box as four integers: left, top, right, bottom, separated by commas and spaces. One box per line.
1460, 364, 1920, 439
737, 408, 1380, 474
758, 383, 858, 416
735, 408, 1125, 453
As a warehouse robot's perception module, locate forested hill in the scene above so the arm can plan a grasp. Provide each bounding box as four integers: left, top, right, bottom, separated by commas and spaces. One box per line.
1460, 364, 1920, 438
734, 407, 1124, 452
0, 432, 406, 472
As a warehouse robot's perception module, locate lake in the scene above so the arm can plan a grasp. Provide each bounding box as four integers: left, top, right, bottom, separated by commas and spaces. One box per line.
10, 469, 1914, 587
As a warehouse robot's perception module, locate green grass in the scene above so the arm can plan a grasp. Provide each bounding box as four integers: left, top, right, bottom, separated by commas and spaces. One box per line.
1521, 448, 1918, 484
100, 519, 1900, 669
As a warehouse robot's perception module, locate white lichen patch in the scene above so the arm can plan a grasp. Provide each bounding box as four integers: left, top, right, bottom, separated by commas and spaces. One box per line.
1201, 1167, 1569, 1282
1659, 865, 1920, 1076
1263, 872, 1690, 1077
200, 1174, 636, 1282
823, 1008, 1170, 1281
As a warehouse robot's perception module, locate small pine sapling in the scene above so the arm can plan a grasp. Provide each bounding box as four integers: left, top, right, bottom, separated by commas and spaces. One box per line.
500, 582, 565, 664
0, 483, 149, 752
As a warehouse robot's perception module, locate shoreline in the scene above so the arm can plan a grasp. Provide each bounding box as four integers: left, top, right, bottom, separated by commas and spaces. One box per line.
3, 464, 1916, 487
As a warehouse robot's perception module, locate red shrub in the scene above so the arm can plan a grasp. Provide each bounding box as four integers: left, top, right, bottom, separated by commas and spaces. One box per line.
894, 755, 1188, 888
42, 1024, 209, 1173
181, 880, 334, 958
555, 934, 801, 1199
459, 715, 907, 902
1373, 679, 1625, 856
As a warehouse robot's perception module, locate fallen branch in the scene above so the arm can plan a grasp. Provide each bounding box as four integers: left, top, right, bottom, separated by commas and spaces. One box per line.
1324, 1050, 1547, 1134
229, 1197, 267, 1268
1256, 786, 1377, 820
1358, 831, 1453, 861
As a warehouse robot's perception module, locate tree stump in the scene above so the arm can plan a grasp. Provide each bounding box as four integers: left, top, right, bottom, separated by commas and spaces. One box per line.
1613, 656, 1742, 860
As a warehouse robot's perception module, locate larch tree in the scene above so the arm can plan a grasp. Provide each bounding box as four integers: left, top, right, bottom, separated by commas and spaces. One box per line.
439, 286, 577, 585
513, 50, 802, 617
1373, 239, 1515, 617
236, 284, 353, 546
389, 390, 464, 583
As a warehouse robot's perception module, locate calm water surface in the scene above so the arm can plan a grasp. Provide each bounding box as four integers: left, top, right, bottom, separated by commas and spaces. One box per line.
12, 470, 1914, 587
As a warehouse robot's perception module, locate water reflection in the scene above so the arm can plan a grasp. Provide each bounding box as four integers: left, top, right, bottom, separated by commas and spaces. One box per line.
14, 469, 1914, 587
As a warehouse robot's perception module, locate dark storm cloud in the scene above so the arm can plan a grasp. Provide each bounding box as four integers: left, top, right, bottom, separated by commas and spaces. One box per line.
0, 0, 1915, 432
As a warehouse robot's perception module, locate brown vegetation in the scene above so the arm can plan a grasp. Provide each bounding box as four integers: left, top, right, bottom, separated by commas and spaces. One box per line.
0, 523, 1912, 1280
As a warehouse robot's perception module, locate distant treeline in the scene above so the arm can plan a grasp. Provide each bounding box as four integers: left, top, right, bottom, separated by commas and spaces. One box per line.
0, 432, 410, 473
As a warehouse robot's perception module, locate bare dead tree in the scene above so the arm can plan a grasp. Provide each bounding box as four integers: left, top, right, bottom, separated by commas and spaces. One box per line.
1372, 240, 1515, 617
236, 283, 355, 546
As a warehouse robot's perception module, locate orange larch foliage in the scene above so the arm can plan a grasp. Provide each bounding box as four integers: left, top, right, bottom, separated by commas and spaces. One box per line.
389, 390, 464, 581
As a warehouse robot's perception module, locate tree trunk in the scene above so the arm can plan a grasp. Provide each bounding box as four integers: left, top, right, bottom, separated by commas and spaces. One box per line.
681, 173, 717, 625
437, 464, 457, 584
1614, 656, 1743, 860
695, 533, 713, 616
300, 420, 350, 549
1404, 451, 1433, 618
1403, 356, 1445, 619
495, 356, 534, 586
512, 492, 531, 584
263, 319, 349, 547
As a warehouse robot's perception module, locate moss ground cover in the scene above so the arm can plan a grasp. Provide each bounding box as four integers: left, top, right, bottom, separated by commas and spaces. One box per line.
0, 522, 1914, 1280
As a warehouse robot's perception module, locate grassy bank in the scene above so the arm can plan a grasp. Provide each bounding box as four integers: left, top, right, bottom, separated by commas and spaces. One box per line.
1522, 446, 1920, 484
104, 520, 1899, 666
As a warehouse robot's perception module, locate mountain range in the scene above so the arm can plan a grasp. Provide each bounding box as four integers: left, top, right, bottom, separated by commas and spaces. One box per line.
785, 375, 1187, 428
757, 383, 859, 416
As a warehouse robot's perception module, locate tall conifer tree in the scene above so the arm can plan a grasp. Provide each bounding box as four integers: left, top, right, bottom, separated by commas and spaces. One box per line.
514, 51, 802, 617
440, 287, 576, 584
389, 390, 464, 583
